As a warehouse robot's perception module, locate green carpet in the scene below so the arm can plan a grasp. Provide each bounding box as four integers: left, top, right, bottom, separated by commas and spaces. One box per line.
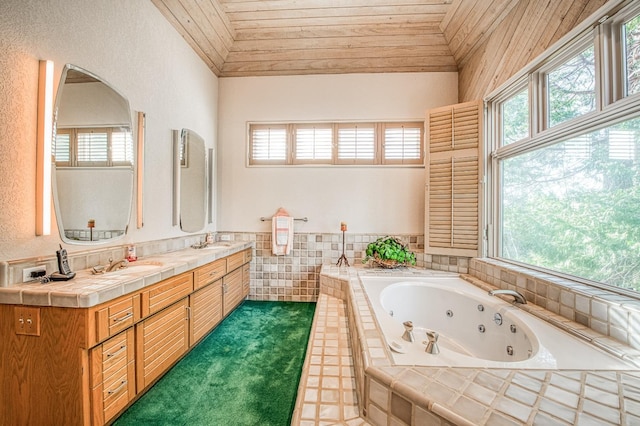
113, 301, 316, 426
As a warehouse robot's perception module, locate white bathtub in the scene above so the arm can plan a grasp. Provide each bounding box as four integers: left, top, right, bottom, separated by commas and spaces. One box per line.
361, 274, 639, 369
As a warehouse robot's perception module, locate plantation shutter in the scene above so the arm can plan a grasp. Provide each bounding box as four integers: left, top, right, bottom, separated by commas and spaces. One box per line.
249, 125, 288, 164
293, 124, 333, 164
425, 100, 482, 257
336, 123, 376, 164
382, 122, 424, 165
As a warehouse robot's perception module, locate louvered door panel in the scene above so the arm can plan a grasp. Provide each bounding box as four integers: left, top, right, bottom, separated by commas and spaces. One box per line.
425, 100, 482, 257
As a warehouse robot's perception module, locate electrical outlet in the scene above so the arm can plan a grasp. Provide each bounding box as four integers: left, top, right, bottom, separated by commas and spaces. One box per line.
23, 266, 47, 282
219, 234, 232, 241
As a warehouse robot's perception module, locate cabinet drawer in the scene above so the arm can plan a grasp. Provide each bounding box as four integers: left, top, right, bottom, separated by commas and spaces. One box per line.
190, 280, 223, 345
244, 248, 253, 264
93, 294, 140, 345
141, 272, 193, 317
194, 258, 226, 290
226, 250, 245, 272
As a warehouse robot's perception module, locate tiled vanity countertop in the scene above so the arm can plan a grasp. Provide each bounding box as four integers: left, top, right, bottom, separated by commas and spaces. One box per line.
320, 265, 640, 426
0, 242, 253, 308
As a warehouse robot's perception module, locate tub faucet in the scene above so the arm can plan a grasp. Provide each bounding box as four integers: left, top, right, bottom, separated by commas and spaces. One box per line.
106, 258, 129, 272
425, 331, 439, 354
402, 321, 415, 342
488, 289, 527, 304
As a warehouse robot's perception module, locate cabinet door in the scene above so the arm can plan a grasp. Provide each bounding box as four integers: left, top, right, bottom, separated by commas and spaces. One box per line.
136, 299, 189, 391
242, 263, 250, 298
222, 268, 243, 317
90, 328, 135, 425
189, 279, 223, 346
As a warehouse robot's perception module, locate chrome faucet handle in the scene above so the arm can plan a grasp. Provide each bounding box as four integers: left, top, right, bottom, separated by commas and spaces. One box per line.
425, 330, 440, 354
401, 321, 415, 342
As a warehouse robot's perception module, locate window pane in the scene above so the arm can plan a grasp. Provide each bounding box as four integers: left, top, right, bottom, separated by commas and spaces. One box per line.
54, 132, 70, 163
624, 13, 640, 96
337, 125, 375, 160
251, 127, 287, 161
295, 127, 332, 160
77, 130, 108, 162
384, 125, 422, 161
501, 88, 529, 145
501, 117, 640, 291
547, 45, 596, 127
111, 129, 134, 164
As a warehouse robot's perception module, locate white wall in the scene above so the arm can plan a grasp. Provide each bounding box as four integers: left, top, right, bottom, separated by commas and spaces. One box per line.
0, 0, 218, 260
217, 73, 457, 234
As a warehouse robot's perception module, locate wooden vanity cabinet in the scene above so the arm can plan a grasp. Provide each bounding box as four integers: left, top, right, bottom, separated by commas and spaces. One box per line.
242, 263, 250, 298
0, 248, 253, 426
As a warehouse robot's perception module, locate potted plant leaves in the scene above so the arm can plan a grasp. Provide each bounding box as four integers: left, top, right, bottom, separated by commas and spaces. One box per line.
362, 236, 416, 268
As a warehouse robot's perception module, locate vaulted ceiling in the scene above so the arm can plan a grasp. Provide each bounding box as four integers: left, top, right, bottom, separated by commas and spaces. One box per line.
151, 0, 521, 77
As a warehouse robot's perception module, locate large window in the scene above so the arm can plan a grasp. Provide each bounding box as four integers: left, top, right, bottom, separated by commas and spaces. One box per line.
502, 119, 639, 290
248, 121, 424, 166
489, 2, 640, 293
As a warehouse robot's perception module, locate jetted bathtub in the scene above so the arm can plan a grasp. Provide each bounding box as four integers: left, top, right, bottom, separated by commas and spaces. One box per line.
360, 274, 639, 369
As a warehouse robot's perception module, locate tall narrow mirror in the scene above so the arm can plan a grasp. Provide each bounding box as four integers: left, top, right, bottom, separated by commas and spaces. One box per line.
52, 65, 134, 243
176, 129, 207, 233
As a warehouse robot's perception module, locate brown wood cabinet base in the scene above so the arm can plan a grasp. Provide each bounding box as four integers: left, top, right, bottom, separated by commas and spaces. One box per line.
0, 248, 252, 426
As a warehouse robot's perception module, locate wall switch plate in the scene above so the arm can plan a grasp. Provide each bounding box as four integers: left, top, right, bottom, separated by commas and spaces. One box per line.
219, 234, 232, 241
23, 266, 47, 282
15, 307, 41, 336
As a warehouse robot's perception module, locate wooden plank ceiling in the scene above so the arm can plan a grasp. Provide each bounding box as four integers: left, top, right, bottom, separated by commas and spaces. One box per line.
151, 0, 520, 77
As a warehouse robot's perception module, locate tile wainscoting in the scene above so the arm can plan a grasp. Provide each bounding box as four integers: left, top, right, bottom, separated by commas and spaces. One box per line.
221, 232, 470, 302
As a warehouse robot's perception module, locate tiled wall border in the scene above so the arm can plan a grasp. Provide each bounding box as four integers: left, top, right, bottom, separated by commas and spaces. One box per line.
470, 258, 640, 350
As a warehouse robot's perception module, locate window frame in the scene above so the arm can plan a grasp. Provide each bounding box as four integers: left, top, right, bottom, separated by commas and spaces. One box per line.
247, 121, 424, 167
486, 0, 640, 296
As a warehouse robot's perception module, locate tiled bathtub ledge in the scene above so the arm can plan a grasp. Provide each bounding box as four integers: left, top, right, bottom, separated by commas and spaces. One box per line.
320, 264, 640, 426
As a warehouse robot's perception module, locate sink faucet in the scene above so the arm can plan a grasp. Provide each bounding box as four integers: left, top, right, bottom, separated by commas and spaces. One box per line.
106, 258, 129, 272
488, 289, 527, 304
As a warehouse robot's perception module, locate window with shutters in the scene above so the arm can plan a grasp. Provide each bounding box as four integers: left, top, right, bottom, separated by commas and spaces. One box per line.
248, 121, 423, 166
53, 127, 133, 167
425, 100, 482, 257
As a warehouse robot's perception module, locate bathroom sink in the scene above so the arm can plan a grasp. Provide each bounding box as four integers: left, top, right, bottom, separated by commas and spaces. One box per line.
93, 261, 164, 275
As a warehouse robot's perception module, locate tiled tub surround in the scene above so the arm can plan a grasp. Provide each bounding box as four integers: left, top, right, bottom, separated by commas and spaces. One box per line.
219, 232, 470, 302
320, 265, 640, 425
0, 240, 253, 307
470, 258, 640, 350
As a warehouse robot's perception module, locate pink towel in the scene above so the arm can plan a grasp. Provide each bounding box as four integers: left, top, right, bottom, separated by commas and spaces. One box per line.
272, 208, 294, 256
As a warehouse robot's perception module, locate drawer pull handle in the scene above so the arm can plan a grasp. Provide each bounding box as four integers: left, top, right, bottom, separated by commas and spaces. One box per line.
112, 312, 133, 323
106, 345, 127, 358
209, 271, 219, 277
108, 380, 128, 395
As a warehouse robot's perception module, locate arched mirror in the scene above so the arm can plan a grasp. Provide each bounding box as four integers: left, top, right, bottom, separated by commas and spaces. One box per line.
174, 128, 207, 233
52, 64, 134, 243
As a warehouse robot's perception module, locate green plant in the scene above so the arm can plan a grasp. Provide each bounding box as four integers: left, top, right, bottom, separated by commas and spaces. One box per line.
362, 236, 416, 267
